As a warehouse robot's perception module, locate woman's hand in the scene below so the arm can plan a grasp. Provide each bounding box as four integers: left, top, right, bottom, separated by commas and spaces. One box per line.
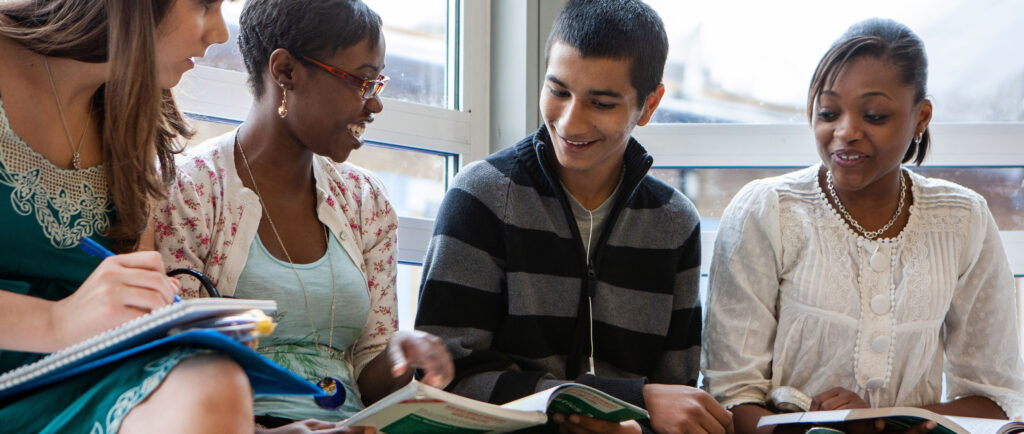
358, 330, 455, 404
552, 414, 642, 434
385, 330, 454, 388
255, 419, 375, 433
810, 387, 869, 411
643, 383, 734, 434
49, 251, 178, 348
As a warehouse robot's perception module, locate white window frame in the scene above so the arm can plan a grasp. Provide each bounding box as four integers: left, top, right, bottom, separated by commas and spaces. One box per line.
173, 0, 1024, 278
173, 0, 492, 268
633, 122, 1024, 276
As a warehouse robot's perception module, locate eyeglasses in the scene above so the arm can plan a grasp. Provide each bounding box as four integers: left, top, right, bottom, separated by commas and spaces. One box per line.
302, 56, 389, 100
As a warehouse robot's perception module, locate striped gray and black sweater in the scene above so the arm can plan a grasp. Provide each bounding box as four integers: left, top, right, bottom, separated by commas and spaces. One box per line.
416, 127, 702, 412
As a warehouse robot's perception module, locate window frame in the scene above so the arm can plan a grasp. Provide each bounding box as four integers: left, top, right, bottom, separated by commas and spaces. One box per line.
174, 1, 1024, 274
173, 1, 1024, 337
174, 0, 491, 269
635, 122, 1024, 276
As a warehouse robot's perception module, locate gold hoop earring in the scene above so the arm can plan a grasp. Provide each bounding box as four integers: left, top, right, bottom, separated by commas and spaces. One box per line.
277, 84, 288, 119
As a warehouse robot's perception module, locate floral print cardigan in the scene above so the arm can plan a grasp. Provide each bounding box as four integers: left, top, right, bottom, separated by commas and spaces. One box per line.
153, 129, 399, 380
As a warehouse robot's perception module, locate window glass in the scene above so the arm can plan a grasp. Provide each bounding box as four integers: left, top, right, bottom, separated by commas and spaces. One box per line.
643, 0, 1024, 123
650, 166, 1024, 231
196, 2, 244, 72
363, 0, 448, 108
397, 263, 423, 330
198, 0, 450, 108
346, 144, 450, 220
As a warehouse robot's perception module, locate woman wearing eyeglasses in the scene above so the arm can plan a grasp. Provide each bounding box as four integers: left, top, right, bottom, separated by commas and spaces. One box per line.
152, 0, 453, 431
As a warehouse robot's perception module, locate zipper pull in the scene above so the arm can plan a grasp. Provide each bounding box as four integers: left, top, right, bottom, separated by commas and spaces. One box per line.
586, 262, 597, 296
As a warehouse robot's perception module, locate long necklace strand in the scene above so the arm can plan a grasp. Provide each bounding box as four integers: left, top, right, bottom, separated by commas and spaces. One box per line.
826, 169, 906, 240
236, 135, 342, 405
43, 57, 89, 170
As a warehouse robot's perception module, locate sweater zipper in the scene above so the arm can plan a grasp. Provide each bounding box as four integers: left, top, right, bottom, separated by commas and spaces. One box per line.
533, 139, 651, 378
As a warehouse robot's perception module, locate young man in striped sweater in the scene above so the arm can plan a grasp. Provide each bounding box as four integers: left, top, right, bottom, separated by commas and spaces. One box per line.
415, 1, 732, 432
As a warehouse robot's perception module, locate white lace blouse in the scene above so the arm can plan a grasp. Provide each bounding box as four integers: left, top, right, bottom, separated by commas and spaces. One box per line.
702, 165, 1024, 420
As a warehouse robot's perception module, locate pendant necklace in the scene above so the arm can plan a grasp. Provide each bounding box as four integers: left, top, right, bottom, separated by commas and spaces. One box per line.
237, 135, 346, 409
43, 57, 89, 170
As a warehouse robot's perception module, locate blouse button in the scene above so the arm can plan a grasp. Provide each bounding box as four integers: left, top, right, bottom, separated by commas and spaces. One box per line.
868, 249, 888, 272
865, 378, 886, 390
870, 295, 889, 315
871, 335, 890, 353
340, 232, 347, 241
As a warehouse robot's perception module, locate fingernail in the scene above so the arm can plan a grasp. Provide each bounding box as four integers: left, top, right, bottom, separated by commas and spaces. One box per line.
391, 364, 406, 377
926, 421, 937, 429
552, 414, 565, 423
569, 414, 580, 424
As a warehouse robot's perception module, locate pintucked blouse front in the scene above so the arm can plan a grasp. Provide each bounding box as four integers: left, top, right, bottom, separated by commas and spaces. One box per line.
702, 165, 1024, 420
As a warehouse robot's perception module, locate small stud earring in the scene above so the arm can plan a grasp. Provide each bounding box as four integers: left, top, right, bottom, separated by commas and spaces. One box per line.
277, 83, 288, 119
913, 132, 923, 145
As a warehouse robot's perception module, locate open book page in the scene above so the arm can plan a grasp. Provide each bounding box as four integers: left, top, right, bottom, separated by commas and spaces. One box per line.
339, 380, 652, 433
501, 383, 649, 422
947, 416, 1024, 434
758, 407, 1024, 434
339, 380, 547, 432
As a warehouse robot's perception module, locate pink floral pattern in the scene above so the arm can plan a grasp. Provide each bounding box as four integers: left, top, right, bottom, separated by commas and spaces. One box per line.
153, 131, 398, 377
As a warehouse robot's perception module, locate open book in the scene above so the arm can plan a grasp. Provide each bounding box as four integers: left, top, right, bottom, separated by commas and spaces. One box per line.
338, 380, 649, 433
0, 298, 322, 400
758, 407, 1024, 434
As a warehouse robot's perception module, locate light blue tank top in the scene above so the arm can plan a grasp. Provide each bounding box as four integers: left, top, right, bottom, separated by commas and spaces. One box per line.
236, 230, 370, 421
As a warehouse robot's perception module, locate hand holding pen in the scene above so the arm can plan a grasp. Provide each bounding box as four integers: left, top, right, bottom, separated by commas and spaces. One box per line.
80, 237, 181, 302
40, 238, 183, 351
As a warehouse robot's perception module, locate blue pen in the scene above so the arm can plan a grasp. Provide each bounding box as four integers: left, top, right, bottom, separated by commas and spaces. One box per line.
80, 236, 182, 303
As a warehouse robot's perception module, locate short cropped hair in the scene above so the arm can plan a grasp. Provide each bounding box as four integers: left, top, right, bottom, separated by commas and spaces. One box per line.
238, 0, 382, 98
545, 0, 668, 107
808, 18, 930, 165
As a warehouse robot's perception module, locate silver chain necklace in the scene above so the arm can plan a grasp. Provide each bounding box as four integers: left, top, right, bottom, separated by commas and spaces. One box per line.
826, 169, 906, 240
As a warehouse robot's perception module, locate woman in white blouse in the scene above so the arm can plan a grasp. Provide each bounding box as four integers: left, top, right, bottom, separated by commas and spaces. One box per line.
702, 18, 1024, 434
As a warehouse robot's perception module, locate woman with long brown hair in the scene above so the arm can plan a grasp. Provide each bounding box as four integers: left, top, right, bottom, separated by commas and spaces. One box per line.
0, 1, 255, 432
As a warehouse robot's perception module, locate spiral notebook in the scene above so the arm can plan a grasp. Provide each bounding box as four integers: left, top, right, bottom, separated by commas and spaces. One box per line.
0, 298, 324, 400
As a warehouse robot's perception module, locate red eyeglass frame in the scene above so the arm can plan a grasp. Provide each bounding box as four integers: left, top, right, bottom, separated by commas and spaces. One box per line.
302, 55, 389, 99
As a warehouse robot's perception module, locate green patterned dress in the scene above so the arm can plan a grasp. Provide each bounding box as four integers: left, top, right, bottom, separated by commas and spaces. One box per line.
0, 95, 203, 433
